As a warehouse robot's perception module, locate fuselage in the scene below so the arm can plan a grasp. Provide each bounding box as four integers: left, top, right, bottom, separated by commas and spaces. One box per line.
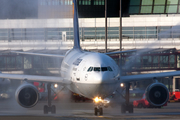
60, 48, 120, 99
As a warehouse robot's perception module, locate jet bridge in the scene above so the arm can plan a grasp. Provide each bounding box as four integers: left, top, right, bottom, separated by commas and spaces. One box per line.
110, 48, 180, 73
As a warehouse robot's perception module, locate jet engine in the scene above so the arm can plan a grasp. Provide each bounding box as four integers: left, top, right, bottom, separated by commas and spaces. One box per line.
145, 82, 169, 107
15, 82, 39, 108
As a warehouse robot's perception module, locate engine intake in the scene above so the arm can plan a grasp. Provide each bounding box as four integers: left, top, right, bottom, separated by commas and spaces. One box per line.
145, 82, 169, 107
15, 83, 39, 108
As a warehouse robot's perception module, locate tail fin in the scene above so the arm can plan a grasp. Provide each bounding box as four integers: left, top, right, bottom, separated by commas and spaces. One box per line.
73, 0, 81, 49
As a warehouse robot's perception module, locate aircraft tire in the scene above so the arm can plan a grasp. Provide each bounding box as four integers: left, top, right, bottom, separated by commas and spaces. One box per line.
129, 104, 134, 113
94, 107, 98, 116
121, 104, 126, 113
44, 105, 48, 114
51, 105, 56, 114
137, 103, 143, 108
99, 107, 103, 115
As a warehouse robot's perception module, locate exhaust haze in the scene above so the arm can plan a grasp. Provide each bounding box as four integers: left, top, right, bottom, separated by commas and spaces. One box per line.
122, 25, 179, 72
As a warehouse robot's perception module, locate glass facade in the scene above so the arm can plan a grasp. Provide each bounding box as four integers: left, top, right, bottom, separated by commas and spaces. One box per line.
129, 0, 141, 14
39, 0, 73, 5
129, 0, 180, 14
140, 6, 152, 13
153, 6, 165, 13
1, 0, 180, 19
166, 5, 178, 13
141, 0, 153, 5
130, 0, 141, 5
0, 26, 178, 41
94, 0, 104, 5
129, 6, 140, 14
79, 0, 91, 5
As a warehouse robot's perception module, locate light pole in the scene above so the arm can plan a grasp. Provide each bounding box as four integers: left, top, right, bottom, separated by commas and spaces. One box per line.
105, 0, 107, 53
119, 0, 122, 75
119, 0, 122, 52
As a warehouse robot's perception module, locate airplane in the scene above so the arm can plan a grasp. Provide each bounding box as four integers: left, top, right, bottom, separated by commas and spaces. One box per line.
0, 0, 179, 115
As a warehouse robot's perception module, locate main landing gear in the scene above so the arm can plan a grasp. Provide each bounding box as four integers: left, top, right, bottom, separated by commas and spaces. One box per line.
121, 83, 134, 114
43, 83, 56, 114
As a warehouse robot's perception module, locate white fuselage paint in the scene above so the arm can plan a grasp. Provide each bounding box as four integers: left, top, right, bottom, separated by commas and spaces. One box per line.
60, 49, 120, 99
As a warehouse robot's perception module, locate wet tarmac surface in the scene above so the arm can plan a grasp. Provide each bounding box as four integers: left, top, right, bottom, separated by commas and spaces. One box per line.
1, 99, 180, 120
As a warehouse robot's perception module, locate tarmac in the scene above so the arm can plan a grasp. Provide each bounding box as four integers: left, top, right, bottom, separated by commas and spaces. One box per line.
1, 98, 180, 120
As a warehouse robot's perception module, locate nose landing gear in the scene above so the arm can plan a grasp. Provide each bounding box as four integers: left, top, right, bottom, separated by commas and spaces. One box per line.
94, 97, 104, 116
94, 106, 103, 116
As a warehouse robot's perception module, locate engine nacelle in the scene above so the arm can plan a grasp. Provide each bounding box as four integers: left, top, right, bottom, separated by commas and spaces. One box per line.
145, 82, 169, 107
15, 82, 39, 108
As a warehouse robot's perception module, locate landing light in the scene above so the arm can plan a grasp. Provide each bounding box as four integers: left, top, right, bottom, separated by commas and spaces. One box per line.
54, 84, 58, 88
94, 97, 102, 103
120, 83, 124, 87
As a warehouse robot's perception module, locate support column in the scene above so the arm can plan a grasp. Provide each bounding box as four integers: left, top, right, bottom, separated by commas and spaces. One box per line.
126, 83, 130, 105
168, 78, 171, 92
105, 0, 107, 53
173, 76, 176, 92
47, 83, 52, 107
119, 0, 122, 75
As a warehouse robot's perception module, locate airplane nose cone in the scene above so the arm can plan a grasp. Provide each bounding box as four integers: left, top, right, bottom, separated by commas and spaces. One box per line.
87, 72, 119, 98
95, 73, 112, 84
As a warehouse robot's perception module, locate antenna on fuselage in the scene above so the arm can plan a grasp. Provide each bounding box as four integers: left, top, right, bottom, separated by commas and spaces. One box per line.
73, 0, 81, 50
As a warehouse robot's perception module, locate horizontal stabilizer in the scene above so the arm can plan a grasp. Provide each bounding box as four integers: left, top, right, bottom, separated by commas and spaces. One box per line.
0, 73, 71, 84
11, 51, 65, 58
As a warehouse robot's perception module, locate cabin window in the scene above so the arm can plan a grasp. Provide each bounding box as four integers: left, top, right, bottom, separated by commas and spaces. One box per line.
73, 58, 82, 66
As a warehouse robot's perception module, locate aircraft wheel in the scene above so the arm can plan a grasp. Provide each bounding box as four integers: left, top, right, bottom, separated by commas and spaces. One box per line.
99, 107, 103, 115
94, 107, 98, 116
129, 104, 134, 113
137, 103, 143, 108
156, 106, 161, 108
121, 104, 126, 113
51, 105, 56, 114
44, 105, 48, 114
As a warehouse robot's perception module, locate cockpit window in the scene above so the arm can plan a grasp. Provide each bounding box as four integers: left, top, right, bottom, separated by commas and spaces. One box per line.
87, 67, 113, 72
101, 67, 108, 71
87, 67, 93, 72
94, 67, 100, 71
107, 66, 113, 71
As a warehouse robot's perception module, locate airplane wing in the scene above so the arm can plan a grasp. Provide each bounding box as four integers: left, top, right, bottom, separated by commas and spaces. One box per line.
105, 49, 136, 55
0, 73, 71, 84
11, 51, 65, 58
120, 71, 180, 83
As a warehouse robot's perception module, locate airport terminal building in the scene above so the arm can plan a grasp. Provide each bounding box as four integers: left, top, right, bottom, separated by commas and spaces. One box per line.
1, 0, 180, 91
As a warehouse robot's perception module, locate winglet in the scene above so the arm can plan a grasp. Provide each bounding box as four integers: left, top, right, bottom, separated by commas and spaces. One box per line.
73, 0, 81, 49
